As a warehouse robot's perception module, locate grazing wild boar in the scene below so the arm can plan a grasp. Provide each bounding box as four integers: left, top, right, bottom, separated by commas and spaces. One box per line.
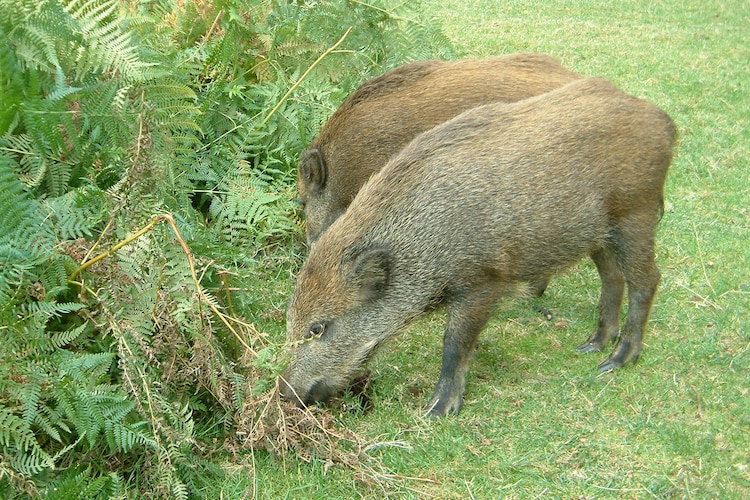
298, 53, 582, 247
281, 77, 676, 417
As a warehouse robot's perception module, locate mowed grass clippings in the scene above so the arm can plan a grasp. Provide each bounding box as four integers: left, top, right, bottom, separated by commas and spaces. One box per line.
222, 1, 749, 498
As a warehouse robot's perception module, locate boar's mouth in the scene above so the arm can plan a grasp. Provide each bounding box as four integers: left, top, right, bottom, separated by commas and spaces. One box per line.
307, 378, 337, 404
279, 376, 338, 408
279, 343, 381, 408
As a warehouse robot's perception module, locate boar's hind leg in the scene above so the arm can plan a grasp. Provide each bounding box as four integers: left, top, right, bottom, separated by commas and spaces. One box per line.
426, 284, 500, 418
577, 248, 625, 354
598, 219, 661, 372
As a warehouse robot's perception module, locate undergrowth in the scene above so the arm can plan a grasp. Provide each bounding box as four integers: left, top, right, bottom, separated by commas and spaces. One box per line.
0, 0, 454, 497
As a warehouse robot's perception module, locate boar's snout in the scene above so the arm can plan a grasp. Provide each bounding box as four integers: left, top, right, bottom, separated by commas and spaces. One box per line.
278, 376, 303, 405
278, 375, 336, 408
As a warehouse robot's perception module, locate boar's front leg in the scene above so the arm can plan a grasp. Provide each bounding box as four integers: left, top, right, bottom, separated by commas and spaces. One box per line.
426, 283, 501, 417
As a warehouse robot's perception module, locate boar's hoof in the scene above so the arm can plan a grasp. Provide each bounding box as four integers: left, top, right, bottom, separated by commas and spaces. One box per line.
576, 341, 604, 354
576, 329, 610, 354
424, 395, 462, 418
597, 340, 641, 373
529, 277, 549, 297
598, 356, 635, 373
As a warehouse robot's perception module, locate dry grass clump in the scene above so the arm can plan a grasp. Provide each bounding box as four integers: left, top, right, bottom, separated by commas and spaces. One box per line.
235, 387, 367, 468
227, 367, 433, 493
226, 385, 436, 495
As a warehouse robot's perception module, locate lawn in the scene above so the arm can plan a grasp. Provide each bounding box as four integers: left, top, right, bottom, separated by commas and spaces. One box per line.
221, 1, 749, 497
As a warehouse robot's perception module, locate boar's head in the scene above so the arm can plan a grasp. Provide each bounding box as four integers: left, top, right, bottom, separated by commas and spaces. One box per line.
280, 245, 397, 406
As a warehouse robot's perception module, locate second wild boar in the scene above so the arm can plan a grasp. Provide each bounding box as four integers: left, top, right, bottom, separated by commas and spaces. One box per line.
298, 53, 582, 246
282, 77, 676, 417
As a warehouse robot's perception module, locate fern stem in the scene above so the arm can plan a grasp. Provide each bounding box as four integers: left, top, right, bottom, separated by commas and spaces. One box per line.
81, 211, 118, 267
161, 213, 258, 355
261, 27, 353, 126
115, 318, 164, 452
68, 215, 166, 282
204, 9, 224, 42
69, 214, 259, 355
201, 31, 356, 153
219, 271, 236, 317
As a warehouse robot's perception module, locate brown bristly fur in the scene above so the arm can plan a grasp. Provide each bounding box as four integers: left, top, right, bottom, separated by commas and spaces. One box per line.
284, 77, 676, 417
298, 53, 583, 246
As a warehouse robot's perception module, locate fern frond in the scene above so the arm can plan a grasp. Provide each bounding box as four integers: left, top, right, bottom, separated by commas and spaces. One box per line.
49, 322, 88, 350
2, 134, 41, 186
55, 382, 104, 448
94, 393, 133, 420
62, 0, 157, 82
19, 378, 43, 425
105, 420, 156, 453
58, 352, 115, 382
0, 196, 41, 301
38, 255, 72, 298
8, 2, 69, 72
11, 102, 76, 197
0, 27, 25, 135
0, 408, 34, 451
9, 446, 55, 476
33, 406, 63, 443
46, 66, 83, 101
0, 407, 55, 476
273, 40, 316, 58
0, 152, 49, 246
20, 301, 84, 324
145, 81, 200, 131
45, 186, 108, 240
40, 465, 112, 500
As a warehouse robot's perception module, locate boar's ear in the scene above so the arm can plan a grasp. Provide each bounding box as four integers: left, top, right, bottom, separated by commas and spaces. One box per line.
348, 248, 391, 302
299, 148, 327, 194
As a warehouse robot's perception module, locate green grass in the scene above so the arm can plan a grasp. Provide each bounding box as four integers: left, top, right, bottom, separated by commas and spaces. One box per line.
216, 1, 749, 497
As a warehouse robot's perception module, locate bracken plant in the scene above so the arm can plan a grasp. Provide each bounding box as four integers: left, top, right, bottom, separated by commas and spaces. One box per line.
0, 0, 454, 497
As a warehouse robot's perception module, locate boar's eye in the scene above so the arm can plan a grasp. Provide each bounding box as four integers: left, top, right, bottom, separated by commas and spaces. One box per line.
303, 321, 326, 340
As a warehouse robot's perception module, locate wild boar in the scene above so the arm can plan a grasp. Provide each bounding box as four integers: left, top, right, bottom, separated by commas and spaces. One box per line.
281, 77, 676, 417
298, 53, 583, 247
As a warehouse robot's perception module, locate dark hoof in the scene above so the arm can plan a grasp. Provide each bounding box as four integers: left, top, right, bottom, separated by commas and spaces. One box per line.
576, 341, 604, 354
597, 352, 638, 373
577, 329, 610, 354
597, 358, 620, 373
424, 396, 462, 418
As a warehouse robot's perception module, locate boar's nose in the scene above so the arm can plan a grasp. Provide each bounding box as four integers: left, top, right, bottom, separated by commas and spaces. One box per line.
279, 376, 335, 407
282, 375, 372, 412
307, 378, 335, 404
278, 376, 306, 407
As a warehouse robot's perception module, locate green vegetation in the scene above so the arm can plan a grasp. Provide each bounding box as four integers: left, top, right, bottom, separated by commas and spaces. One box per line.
0, 0, 452, 497
1, 0, 747, 498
